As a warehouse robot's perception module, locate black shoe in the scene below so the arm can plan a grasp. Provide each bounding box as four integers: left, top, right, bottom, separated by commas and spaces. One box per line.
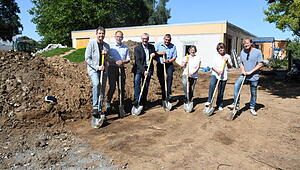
92, 109, 98, 116
118, 112, 126, 119
132, 100, 138, 107
167, 95, 172, 102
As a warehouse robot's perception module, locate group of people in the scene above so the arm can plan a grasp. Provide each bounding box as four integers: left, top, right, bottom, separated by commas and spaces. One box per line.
85, 26, 264, 124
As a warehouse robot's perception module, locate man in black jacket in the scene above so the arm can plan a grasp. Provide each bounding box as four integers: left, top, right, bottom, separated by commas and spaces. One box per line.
132, 33, 156, 106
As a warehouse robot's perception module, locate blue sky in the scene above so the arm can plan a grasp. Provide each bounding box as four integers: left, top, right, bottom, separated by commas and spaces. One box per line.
16, 0, 295, 41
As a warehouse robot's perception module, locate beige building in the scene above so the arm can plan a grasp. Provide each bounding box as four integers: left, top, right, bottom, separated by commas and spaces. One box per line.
253, 37, 288, 60
71, 21, 255, 66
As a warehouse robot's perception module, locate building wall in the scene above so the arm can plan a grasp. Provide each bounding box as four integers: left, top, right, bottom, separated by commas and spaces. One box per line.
71, 21, 256, 67
170, 34, 223, 67
226, 23, 256, 56
262, 42, 273, 60
274, 40, 287, 59
71, 21, 227, 49
107, 33, 223, 67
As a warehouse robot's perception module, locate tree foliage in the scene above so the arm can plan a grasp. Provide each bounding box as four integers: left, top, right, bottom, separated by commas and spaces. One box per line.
287, 38, 300, 60
0, 0, 22, 41
264, 0, 300, 37
30, 0, 170, 46
146, 0, 170, 25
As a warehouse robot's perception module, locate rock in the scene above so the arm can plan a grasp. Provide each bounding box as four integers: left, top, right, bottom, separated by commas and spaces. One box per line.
13, 103, 20, 107
35, 140, 47, 148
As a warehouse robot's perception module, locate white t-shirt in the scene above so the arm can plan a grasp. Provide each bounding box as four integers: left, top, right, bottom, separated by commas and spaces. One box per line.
182, 55, 202, 78
211, 54, 232, 80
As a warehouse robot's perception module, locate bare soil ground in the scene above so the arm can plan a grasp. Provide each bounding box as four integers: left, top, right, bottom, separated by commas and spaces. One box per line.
0, 49, 299, 169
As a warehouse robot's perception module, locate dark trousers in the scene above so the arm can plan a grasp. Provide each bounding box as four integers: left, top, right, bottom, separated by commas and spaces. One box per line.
107, 66, 125, 103
133, 70, 152, 104
157, 63, 174, 100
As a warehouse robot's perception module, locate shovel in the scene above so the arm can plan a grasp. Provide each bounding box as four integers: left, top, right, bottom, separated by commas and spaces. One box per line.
91, 54, 106, 128
183, 76, 193, 113
183, 55, 193, 113
118, 67, 126, 118
162, 55, 172, 111
203, 78, 220, 116
203, 61, 227, 116
131, 56, 153, 116
227, 75, 246, 120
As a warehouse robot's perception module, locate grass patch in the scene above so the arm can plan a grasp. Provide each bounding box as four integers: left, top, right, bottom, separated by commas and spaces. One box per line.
63, 48, 86, 63
40, 47, 74, 57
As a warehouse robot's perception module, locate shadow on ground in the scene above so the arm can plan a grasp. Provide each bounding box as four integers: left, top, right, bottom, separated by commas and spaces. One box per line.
259, 70, 300, 99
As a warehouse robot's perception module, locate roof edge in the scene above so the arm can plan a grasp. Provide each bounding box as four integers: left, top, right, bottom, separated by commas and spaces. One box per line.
71, 20, 228, 33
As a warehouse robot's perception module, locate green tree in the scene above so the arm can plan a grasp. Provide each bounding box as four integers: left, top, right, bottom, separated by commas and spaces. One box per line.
147, 0, 170, 25
29, 0, 152, 46
264, 0, 300, 37
287, 38, 300, 60
0, 0, 22, 41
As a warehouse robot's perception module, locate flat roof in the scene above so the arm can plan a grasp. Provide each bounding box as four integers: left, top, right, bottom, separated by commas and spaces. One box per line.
253, 37, 275, 42
71, 20, 229, 33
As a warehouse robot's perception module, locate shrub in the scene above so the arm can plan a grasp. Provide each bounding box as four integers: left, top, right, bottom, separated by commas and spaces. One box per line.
269, 58, 288, 70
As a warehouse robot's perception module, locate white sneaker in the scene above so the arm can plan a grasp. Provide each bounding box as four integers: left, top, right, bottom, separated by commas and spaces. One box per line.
227, 104, 234, 110
106, 102, 111, 110
250, 108, 257, 116
228, 104, 239, 110
217, 107, 223, 111
205, 102, 210, 107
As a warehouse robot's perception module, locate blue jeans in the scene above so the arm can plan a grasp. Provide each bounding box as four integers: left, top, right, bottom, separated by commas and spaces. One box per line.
157, 63, 175, 100
234, 75, 258, 109
90, 71, 107, 110
182, 75, 197, 101
207, 75, 227, 107
134, 71, 152, 103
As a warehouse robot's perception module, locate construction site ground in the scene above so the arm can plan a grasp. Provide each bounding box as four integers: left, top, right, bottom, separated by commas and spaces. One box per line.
0, 49, 299, 169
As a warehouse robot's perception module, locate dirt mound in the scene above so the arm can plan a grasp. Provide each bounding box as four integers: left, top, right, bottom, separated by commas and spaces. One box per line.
0, 41, 186, 119
0, 50, 116, 169
0, 50, 91, 119
0, 44, 187, 169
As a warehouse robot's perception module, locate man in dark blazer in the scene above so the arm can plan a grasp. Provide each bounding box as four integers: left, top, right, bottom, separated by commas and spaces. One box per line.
132, 33, 156, 106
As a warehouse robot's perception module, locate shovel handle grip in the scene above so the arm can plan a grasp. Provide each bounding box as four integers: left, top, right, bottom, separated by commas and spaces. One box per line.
163, 55, 168, 97
138, 56, 153, 103
101, 54, 105, 66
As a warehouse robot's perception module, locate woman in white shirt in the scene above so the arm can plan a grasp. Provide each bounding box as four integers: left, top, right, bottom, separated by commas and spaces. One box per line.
181, 46, 201, 104
205, 43, 232, 110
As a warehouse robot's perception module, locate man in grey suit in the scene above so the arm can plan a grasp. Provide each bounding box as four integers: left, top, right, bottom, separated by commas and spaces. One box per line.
85, 26, 110, 116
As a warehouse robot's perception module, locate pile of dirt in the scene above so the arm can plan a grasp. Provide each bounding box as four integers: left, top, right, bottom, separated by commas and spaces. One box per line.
0, 42, 186, 119
0, 50, 53, 118
0, 50, 117, 169
0, 43, 187, 169
0, 50, 91, 120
